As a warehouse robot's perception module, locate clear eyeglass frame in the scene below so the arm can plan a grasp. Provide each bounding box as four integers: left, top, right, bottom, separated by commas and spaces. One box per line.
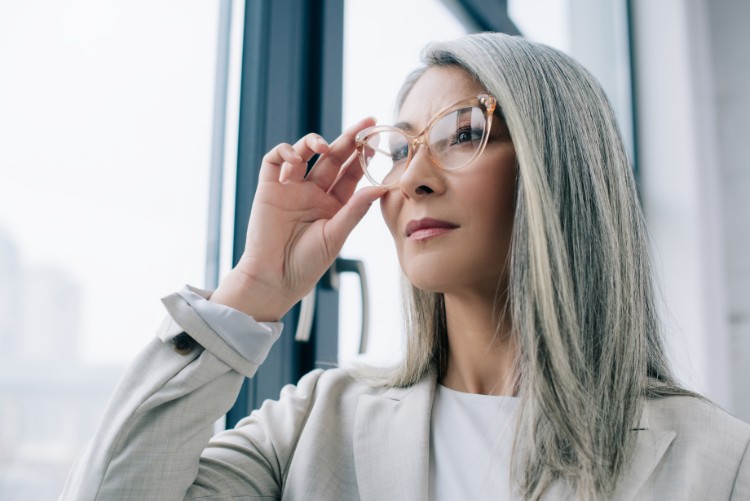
354, 93, 498, 187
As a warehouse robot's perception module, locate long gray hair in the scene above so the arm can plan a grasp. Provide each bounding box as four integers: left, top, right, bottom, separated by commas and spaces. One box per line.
377, 33, 696, 499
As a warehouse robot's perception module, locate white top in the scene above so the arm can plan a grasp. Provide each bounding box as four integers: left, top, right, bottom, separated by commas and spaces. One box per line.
429, 384, 520, 501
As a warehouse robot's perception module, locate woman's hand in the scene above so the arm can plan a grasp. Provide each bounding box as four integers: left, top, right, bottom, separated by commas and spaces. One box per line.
211, 117, 386, 321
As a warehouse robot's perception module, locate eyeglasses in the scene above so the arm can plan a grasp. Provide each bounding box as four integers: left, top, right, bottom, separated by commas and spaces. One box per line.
354, 93, 497, 187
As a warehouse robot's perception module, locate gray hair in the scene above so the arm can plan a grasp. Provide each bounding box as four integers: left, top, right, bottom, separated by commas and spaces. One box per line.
372, 33, 696, 499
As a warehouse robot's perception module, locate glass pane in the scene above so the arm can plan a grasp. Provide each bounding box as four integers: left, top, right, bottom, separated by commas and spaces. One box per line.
340, 0, 468, 366
0, 1, 219, 498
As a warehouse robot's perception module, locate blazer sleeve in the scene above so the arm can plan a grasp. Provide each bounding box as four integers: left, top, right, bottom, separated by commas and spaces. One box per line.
58, 288, 306, 501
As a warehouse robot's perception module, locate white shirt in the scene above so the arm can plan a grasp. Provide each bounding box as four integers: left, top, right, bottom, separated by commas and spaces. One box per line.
429, 384, 520, 500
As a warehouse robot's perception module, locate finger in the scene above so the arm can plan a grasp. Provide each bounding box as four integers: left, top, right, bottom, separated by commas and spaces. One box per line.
323, 186, 388, 254
306, 116, 376, 191
327, 152, 368, 204
259, 143, 304, 182
280, 134, 330, 183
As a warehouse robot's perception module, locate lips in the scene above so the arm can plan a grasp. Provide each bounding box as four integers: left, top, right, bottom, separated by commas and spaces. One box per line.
405, 218, 459, 239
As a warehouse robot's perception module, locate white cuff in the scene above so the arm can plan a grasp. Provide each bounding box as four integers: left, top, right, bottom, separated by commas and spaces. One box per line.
156, 285, 284, 377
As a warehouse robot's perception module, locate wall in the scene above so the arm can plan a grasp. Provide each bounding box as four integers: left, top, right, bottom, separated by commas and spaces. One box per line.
707, 0, 750, 420
632, 0, 749, 419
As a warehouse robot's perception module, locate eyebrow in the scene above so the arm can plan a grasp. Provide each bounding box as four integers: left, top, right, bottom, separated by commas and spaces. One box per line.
393, 121, 413, 132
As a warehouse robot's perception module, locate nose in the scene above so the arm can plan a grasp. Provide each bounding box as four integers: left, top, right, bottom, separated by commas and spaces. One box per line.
397, 142, 446, 198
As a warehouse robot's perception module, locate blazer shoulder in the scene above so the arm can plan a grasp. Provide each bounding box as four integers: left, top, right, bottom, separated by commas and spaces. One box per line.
287, 365, 400, 408
627, 396, 750, 499
645, 395, 750, 438
307, 364, 428, 397
644, 396, 750, 472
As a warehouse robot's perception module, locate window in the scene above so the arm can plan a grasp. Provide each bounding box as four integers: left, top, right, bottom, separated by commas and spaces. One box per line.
0, 2, 222, 497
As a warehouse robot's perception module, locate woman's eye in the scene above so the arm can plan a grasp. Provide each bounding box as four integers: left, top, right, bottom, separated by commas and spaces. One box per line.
457, 130, 473, 143
452, 126, 482, 145
390, 144, 409, 162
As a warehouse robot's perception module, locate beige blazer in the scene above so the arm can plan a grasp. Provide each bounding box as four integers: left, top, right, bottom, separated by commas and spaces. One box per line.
60, 291, 750, 500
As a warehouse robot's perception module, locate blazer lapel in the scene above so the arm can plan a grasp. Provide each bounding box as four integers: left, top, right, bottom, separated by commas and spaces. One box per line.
610, 402, 676, 500
353, 374, 436, 501
542, 400, 676, 500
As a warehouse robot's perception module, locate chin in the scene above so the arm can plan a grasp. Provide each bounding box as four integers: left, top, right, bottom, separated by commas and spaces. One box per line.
398, 251, 462, 293
402, 259, 507, 298
402, 268, 453, 294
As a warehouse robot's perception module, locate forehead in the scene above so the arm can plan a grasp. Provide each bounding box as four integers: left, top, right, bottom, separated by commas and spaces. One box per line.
397, 66, 485, 129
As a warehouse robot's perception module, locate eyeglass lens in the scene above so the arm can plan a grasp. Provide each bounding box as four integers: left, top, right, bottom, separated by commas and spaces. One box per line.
360, 105, 488, 186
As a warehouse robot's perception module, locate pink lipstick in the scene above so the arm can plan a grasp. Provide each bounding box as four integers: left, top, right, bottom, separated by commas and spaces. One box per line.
405, 218, 459, 241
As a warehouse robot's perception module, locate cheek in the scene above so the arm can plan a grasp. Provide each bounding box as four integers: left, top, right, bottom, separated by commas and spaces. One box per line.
470, 168, 515, 216
483, 152, 517, 219
466, 161, 517, 250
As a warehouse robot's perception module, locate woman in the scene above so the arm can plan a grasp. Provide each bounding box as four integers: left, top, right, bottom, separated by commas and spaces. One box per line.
61, 33, 749, 500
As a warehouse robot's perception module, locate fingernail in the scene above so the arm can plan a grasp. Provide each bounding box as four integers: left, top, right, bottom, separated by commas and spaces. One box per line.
317, 137, 328, 146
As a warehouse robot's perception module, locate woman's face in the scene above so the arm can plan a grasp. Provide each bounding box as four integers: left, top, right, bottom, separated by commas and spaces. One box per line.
380, 66, 517, 297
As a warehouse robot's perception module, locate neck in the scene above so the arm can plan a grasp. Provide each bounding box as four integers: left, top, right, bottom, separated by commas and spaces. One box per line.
440, 288, 518, 396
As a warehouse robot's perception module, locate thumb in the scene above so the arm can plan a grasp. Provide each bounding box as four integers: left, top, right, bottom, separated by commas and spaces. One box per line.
323, 186, 387, 253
